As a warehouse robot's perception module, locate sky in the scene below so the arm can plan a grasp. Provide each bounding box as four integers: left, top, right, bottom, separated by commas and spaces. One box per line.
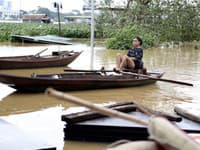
10, 0, 85, 12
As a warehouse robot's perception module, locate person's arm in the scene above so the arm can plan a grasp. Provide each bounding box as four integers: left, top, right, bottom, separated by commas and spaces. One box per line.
127, 49, 136, 60
127, 48, 143, 61
130, 57, 136, 60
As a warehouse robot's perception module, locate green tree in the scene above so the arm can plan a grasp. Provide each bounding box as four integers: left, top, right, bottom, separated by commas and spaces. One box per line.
96, 0, 200, 49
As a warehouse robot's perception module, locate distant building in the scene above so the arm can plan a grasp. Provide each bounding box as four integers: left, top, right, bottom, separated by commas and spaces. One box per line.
0, 0, 18, 20
64, 15, 91, 24
0, 0, 4, 5
4, 0, 11, 10
0, 0, 11, 10
1, 9, 18, 20
22, 14, 50, 23
64, 8, 92, 24
0, 7, 18, 20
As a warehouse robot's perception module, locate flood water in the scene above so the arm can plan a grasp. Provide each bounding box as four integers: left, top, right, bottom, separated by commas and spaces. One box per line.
0, 40, 199, 150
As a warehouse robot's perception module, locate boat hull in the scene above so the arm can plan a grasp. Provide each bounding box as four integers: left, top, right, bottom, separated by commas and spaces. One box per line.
0, 72, 164, 93
0, 52, 80, 69
62, 111, 200, 142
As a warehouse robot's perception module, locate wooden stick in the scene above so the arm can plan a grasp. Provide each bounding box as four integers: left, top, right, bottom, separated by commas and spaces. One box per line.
46, 88, 148, 126
63, 68, 139, 73
34, 48, 48, 57
135, 102, 182, 122
135, 103, 153, 116
62, 104, 136, 124
64, 69, 115, 73
120, 71, 193, 87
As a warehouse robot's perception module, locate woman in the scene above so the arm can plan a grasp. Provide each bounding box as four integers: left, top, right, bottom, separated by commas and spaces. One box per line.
115, 36, 143, 71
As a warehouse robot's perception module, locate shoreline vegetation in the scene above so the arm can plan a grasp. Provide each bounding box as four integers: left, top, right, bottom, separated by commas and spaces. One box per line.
0, 21, 199, 50
0, 0, 199, 50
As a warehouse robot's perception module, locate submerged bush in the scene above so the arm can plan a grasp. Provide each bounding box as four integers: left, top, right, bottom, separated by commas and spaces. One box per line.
106, 26, 160, 50
0, 23, 91, 42
0, 22, 160, 50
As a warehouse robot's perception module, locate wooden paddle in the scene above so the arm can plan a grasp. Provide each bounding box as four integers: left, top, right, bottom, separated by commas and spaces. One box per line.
34, 48, 48, 57
46, 88, 148, 126
119, 70, 193, 87
64, 69, 114, 73
64, 66, 114, 73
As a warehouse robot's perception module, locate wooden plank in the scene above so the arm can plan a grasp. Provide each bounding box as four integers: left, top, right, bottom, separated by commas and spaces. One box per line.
135, 103, 182, 122
106, 141, 162, 150
62, 101, 182, 124
62, 102, 136, 124
175, 104, 200, 122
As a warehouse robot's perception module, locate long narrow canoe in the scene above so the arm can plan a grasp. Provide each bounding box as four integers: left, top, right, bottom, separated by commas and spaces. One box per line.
0, 51, 81, 69
0, 72, 164, 93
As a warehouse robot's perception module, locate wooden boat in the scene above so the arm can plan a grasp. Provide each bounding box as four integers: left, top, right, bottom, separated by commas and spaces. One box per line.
0, 51, 81, 69
61, 104, 200, 142
0, 71, 164, 93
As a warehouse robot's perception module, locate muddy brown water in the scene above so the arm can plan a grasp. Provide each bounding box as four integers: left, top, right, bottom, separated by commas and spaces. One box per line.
0, 41, 199, 149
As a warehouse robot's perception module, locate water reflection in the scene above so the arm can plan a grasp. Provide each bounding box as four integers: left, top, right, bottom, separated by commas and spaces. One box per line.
0, 41, 199, 150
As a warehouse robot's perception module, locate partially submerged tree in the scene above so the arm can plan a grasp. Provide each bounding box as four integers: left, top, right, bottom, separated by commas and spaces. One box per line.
95, 0, 200, 49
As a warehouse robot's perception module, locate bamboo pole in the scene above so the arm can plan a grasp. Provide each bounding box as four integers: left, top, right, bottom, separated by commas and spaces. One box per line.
46, 88, 148, 126
120, 71, 193, 87
34, 48, 48, 57
90, 0, 95, 69
64, 69, 114, 72
134, 102, 152, 116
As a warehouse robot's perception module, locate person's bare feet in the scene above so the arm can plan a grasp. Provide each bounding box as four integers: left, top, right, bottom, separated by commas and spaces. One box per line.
113, 67, 121, 73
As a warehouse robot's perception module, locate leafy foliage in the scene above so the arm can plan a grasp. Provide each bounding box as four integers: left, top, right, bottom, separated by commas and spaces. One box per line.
106, 26, 160, 49
0, 23, 91, 42
96, 0, 200, 49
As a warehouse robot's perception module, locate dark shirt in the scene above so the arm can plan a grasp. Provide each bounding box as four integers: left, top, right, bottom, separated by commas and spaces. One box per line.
127, 48, 143, 61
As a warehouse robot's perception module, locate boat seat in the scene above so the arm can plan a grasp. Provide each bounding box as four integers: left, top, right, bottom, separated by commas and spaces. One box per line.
123, 68, 147, 75
31, 73, 37, 78
51, 75, 60, 79
31, 73, 60, 79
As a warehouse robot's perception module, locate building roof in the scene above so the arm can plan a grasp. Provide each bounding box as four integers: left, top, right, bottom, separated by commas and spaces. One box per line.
23, 14, 50, 21
64, 15, 91, 19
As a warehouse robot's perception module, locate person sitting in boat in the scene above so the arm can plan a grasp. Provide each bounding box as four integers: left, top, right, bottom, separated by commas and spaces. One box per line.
115, 36, 143, 71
